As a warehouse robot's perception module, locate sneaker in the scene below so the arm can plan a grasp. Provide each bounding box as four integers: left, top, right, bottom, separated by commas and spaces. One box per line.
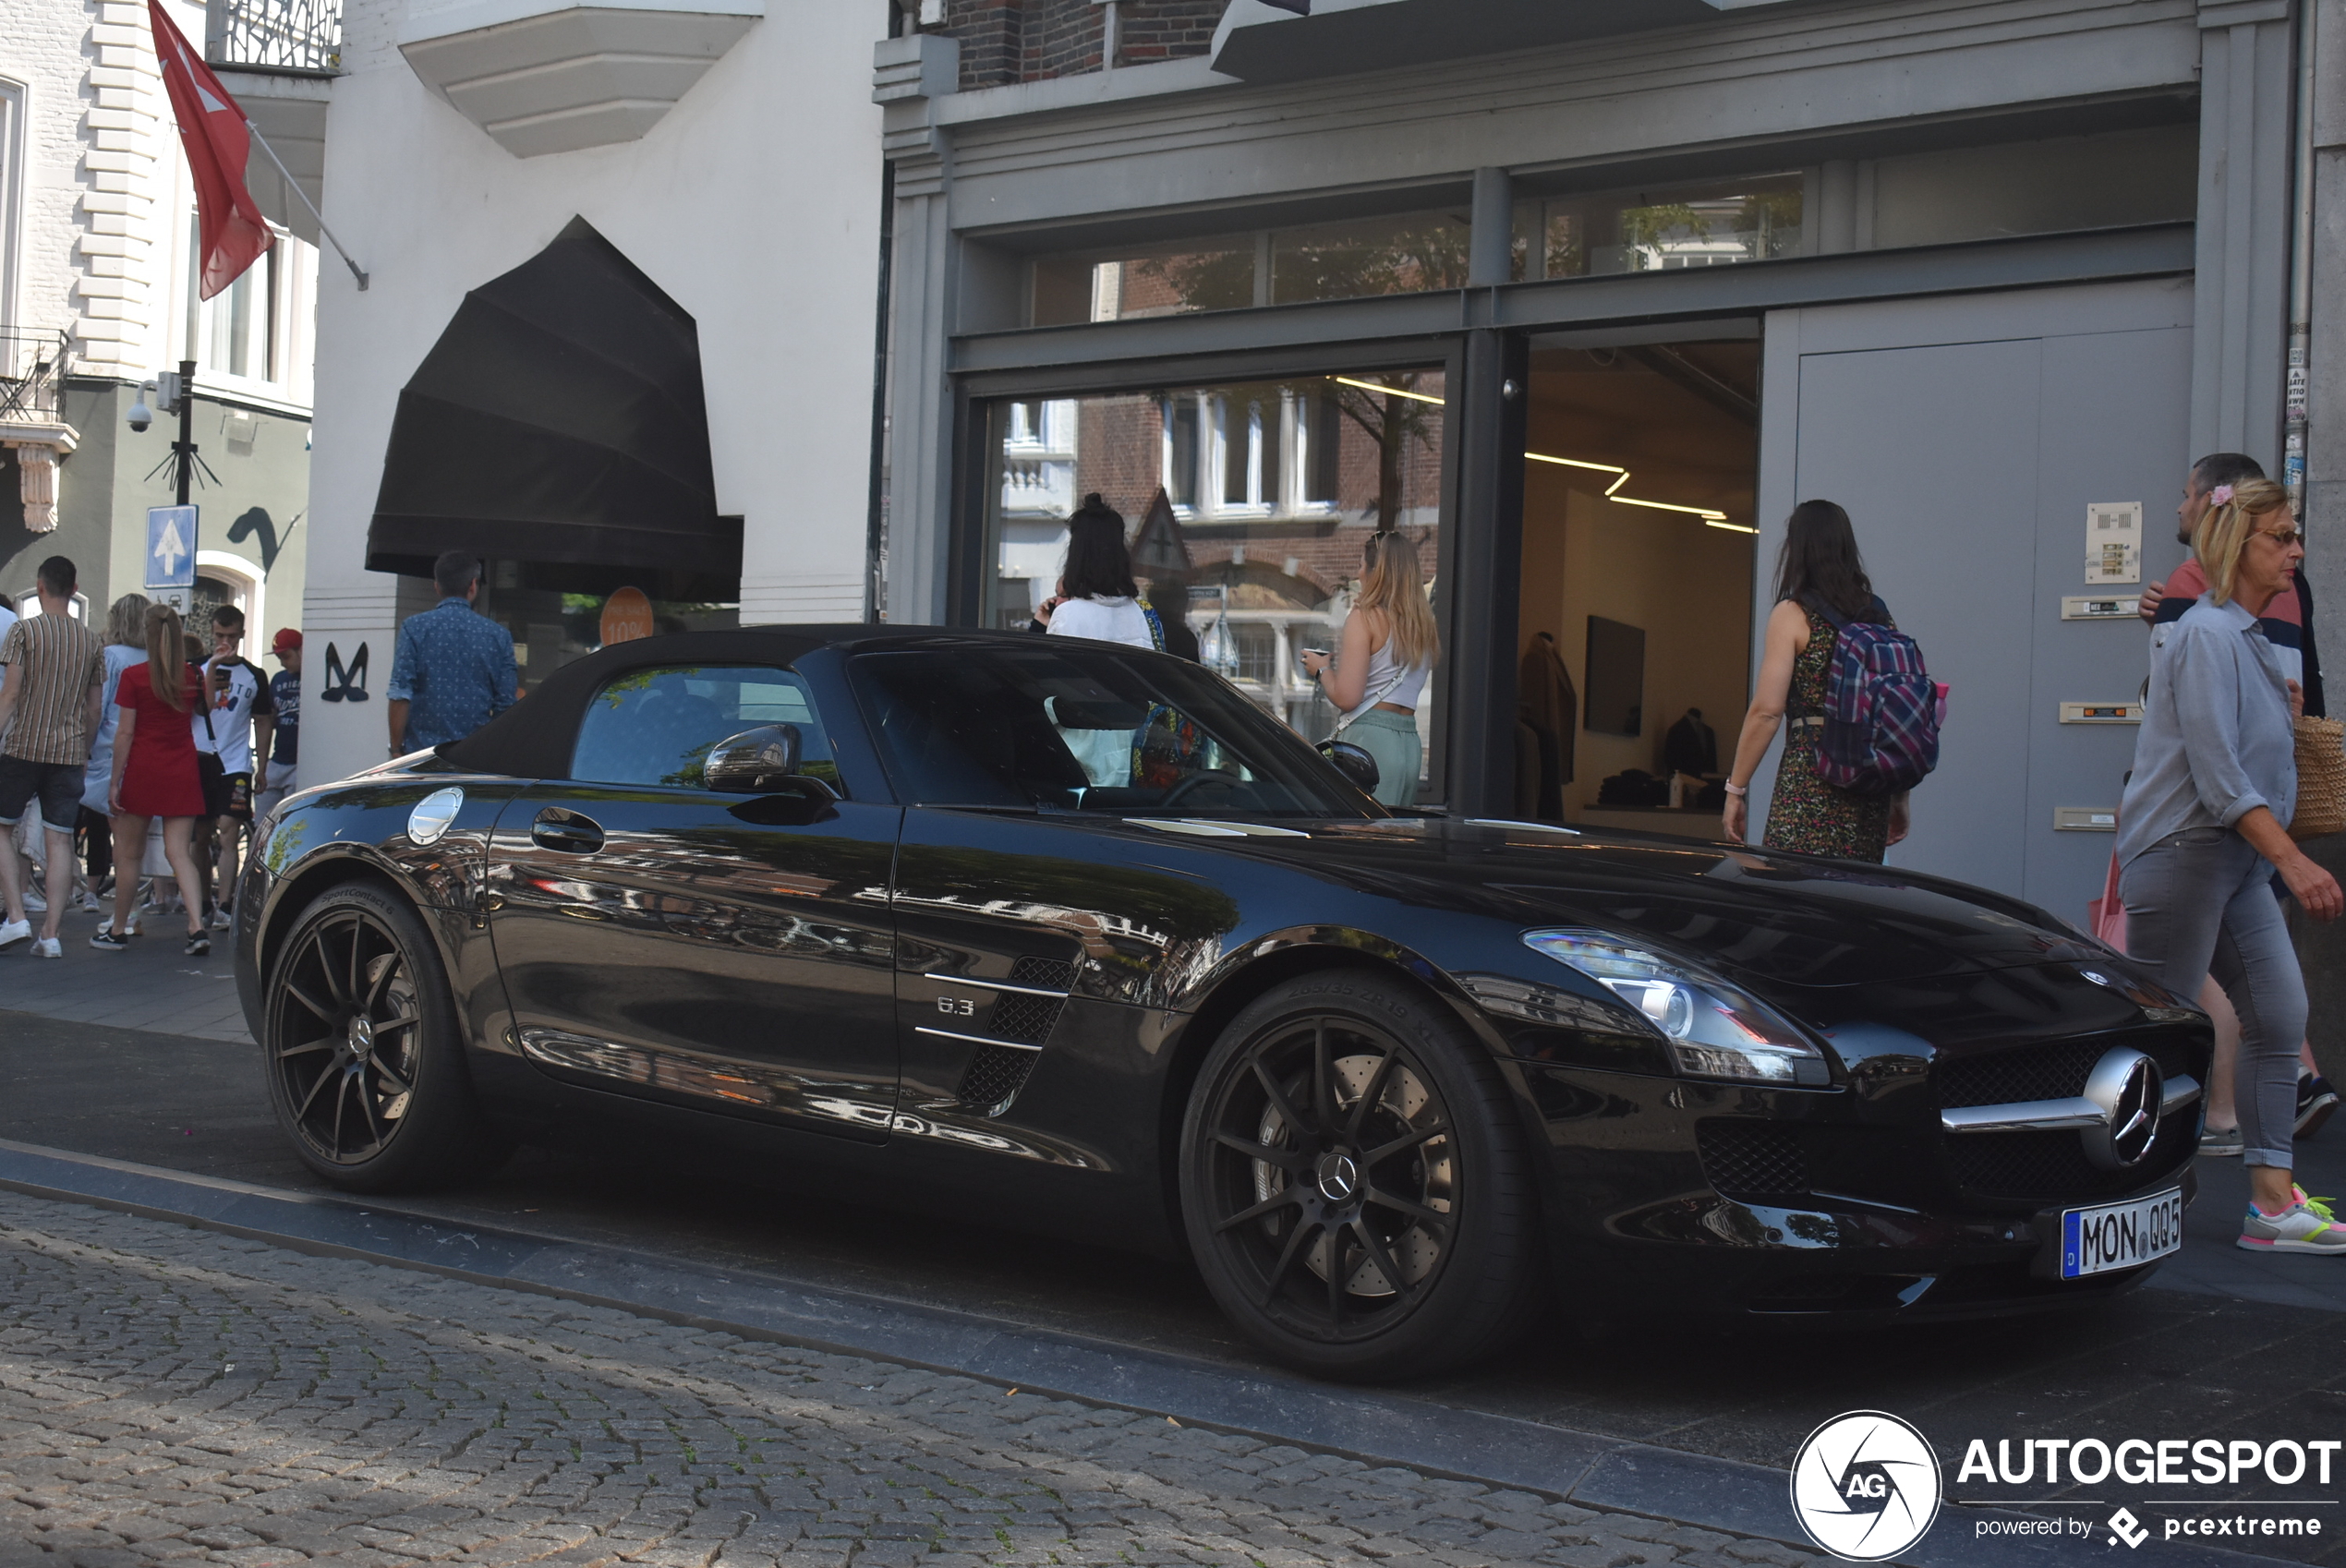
184, 934, 210, 957
0, 918, 27, 950
208, 904, 233, 932
89, 930, 129, 952
2199, 1124, 2245, 1157
22, 889, 43, 912
29, 937, 59, 959
2297, 1077, 2339, 1140
2239, 1188, 2346, 1252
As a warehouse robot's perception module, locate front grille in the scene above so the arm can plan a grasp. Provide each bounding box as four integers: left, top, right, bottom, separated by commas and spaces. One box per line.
1936, 1033, 2196, 1110
991, 991, 1065, 1045
1699, 1120, 1809, 1199
1010, 956, 1077, 991
1937, 1039, 2113, 1108
1945, 1106, 2197, 1201
958, 1043, 1036, 1114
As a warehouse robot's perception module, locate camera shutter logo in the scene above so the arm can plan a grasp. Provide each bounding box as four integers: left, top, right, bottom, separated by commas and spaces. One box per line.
1790, 1411, 1942, 1561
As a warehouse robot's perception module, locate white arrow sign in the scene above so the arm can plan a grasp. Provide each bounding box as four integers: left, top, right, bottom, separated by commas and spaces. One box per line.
146, 505, 198, 589
155, 516, 187, 577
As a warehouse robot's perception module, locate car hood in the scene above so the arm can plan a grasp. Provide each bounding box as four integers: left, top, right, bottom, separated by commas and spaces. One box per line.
1209, 817, 2119, 988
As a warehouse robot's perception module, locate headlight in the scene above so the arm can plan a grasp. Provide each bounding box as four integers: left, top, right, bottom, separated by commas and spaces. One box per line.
1522, 928, 1830, 1086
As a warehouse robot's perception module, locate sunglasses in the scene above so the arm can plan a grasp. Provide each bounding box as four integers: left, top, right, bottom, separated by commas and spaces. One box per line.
2255, 525, 2304, 548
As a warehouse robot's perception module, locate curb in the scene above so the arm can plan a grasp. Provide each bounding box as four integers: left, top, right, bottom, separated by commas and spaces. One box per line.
0, 1138, 2271, 1568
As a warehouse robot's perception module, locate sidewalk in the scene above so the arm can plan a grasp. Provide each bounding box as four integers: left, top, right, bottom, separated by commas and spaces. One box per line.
0, 896, 248, 1042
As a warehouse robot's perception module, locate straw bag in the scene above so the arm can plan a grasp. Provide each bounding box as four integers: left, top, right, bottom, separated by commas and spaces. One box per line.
2292, 714, 2346, 841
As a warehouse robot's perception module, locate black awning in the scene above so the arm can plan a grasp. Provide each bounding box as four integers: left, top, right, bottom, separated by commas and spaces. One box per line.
366, 216, 736, 579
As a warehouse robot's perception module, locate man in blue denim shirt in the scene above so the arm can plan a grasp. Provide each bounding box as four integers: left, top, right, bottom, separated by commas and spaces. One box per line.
386, 551, 517, 754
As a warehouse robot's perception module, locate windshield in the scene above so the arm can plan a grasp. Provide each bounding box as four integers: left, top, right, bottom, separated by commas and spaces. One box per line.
851, 645, 1385, 819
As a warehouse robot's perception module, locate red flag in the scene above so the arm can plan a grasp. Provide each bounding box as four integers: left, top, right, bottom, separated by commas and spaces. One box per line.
150, 0, 274, 299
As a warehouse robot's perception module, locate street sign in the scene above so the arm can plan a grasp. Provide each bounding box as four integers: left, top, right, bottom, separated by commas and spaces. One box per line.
146, 505, 197, 589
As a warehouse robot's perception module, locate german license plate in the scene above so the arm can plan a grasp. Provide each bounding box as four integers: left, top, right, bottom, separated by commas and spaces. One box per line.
2060, 1188, 2184, 1278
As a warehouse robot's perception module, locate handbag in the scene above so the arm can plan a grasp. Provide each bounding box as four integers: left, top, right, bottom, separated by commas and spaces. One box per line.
2291, 714, 2346, 841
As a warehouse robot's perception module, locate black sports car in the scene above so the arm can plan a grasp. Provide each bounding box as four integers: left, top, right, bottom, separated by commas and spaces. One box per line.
237, 627, 2210, 1379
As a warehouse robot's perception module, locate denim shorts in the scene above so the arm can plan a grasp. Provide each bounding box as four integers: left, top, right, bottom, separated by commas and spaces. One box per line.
0, 754, 87, 832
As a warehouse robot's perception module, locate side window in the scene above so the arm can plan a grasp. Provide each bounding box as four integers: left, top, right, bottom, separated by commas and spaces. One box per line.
571, 665, 841, 792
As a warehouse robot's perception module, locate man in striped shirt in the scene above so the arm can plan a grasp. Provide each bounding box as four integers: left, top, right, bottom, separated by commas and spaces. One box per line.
0, 556, 106, 957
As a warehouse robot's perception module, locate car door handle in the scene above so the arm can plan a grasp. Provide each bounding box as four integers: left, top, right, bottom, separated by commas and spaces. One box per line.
531, 809, 604, 854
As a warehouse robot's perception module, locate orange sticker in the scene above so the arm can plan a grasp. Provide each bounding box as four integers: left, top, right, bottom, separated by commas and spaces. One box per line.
600, 587, 654, 645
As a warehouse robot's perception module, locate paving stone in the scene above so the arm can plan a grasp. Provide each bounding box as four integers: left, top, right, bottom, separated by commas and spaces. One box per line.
0, 1192, 1831, 1568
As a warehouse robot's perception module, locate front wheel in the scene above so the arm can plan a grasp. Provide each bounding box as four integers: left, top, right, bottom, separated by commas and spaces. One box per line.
262, 882, 508, 1192
1179, 970, 1543, 1380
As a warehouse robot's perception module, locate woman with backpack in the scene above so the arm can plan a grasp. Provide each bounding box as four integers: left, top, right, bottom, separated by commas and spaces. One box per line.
1721, 501, 1913, 862
2118, 477, 2343, 1251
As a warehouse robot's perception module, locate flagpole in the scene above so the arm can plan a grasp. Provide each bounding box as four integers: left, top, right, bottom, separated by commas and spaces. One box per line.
245, 120, 369, 291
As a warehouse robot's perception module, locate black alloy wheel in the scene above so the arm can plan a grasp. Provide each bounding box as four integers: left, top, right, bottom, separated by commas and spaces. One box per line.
1180, 971, 1542, 1380
263, 882, 506, 1192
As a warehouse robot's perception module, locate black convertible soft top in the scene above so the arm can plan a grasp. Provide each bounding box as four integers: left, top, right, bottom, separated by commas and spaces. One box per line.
439, 624, 1057, 779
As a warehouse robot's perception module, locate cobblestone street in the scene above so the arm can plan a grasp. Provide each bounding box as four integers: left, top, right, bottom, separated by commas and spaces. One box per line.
0, 1194, 1816, 1568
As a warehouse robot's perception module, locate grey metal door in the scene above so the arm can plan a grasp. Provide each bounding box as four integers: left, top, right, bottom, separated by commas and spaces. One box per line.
1758, 278, 2195, 916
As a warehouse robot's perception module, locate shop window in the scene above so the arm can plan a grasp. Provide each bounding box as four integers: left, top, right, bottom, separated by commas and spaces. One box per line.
1513, 175, 1804, 281
1269, 208, 1474, 304
981, 368, 1446, 803
1032, 236, 1257, 327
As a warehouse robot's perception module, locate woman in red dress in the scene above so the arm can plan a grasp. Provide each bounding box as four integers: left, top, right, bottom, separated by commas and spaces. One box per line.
99, 605, 212, 955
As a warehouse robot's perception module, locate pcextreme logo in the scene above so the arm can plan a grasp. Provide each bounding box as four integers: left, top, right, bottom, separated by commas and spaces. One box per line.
1790, 1411, 1944, 1562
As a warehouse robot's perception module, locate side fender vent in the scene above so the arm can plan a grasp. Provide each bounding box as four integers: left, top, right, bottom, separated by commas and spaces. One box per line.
959, 1043, 1038, 1116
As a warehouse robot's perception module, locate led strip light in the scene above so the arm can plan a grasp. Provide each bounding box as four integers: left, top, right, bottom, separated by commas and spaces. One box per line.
1328, 376, 1758, 533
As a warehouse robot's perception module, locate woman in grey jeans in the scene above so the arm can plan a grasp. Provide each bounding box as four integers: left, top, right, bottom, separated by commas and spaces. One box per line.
2120, 476, 2344, 1251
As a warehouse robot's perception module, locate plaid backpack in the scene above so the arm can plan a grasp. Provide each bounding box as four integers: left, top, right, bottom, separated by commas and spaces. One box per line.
1806, 597, 1941, 797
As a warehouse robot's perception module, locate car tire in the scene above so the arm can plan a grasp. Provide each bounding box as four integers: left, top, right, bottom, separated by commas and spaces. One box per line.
1179, 969, 1543, 1381
262, 881, 509, 1193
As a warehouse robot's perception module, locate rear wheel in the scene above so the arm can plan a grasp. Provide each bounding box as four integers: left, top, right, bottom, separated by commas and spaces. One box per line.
263, 882, 508, 1192
1179, 970, 1542, 1380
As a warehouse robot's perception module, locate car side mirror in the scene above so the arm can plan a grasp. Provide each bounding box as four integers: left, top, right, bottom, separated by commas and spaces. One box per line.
1317, 739, 1381, 794
706, 725, 801, 793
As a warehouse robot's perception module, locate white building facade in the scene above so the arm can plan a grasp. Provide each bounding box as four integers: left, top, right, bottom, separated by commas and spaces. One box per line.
0, 0, 319, 643
296, 0, 887, 787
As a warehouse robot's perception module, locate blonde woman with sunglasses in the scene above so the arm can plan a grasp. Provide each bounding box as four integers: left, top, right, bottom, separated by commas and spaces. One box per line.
1300, 531, 1436, 805
2119, 477, 2344, 1251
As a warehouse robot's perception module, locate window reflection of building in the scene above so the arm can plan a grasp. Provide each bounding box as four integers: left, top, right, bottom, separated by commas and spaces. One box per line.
986, 372, 1444, 788
1160, 387, 1341, 523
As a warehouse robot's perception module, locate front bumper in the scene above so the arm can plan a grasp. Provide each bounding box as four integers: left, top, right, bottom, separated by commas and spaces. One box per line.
1519, 1022, 2209, 1321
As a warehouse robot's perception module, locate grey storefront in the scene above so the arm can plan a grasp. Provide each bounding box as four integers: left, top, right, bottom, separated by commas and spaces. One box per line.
874, 0, 2307, 923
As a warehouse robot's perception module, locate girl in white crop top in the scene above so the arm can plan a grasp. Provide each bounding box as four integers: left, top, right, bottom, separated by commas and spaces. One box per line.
1300, 532, 1437, 804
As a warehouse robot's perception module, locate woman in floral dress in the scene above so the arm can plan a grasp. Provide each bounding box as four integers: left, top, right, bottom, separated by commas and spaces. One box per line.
1721, 501, 1909, 862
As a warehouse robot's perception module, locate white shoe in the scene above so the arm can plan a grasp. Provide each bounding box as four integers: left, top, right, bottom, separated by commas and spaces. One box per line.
208, 905, 233, 931
22, 890, 43, 912
0, 918, 28, 949
29, 937, 60, 959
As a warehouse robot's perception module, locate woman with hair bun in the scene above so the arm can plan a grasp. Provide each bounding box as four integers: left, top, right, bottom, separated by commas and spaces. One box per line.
1723, 500, 1910, 861
2120, 476, 2343, 1251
